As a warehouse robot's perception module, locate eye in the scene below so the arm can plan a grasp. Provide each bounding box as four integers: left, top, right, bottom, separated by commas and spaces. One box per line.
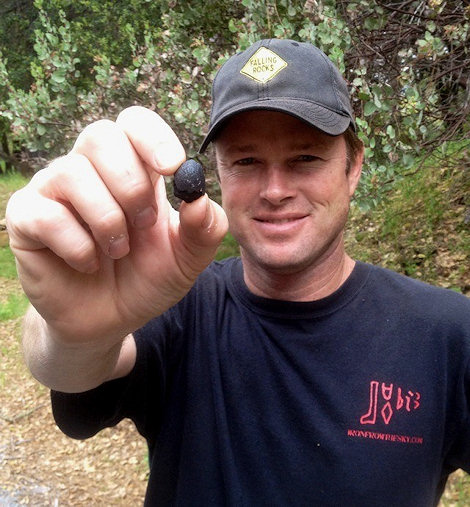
296, 155, 319, 162
235, 157, 256, 166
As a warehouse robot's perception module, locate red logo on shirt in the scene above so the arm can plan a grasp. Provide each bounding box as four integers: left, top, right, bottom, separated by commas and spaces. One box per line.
360, 380, 421, 426
346, 380, 423, 445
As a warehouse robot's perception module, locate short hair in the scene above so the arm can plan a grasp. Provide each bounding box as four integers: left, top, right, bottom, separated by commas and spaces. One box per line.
343, 126, 363, 174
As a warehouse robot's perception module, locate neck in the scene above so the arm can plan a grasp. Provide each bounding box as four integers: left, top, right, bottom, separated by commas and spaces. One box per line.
241, 244, 356, 302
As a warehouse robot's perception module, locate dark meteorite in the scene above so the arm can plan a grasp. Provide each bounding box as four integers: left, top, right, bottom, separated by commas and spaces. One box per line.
173, 159, 205, 203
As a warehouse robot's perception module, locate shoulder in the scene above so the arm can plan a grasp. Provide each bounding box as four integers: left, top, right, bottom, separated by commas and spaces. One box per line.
365, 262, 468, 301
363, 262, 470, 325
189, 256, 240, 294
197, 256, 240, 279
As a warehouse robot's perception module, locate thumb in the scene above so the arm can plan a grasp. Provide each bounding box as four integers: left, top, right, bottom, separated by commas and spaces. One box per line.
177, 194, 229, 276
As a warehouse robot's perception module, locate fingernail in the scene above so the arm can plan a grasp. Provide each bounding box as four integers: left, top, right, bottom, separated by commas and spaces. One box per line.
108, 234, 130, 259
133, 206, 157, 229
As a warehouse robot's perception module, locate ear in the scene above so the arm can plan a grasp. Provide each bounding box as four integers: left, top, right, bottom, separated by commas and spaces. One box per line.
347, 145, 363, 197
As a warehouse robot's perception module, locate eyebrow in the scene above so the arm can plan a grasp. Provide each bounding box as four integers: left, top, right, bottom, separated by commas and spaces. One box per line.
220, 144, 258, 155
290, 143, 321, 151
220, 142, 324, 155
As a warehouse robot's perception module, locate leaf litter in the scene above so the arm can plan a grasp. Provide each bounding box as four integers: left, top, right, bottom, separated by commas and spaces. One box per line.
0, 308, 147, 506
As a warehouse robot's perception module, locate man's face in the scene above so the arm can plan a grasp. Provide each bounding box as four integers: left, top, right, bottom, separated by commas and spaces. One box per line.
215, 110, 362, 276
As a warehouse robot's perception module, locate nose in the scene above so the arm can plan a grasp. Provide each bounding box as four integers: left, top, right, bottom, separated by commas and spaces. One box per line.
259, 165, 295, 204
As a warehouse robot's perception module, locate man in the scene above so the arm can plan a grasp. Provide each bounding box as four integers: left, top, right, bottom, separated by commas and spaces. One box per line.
6, 39, 470, 506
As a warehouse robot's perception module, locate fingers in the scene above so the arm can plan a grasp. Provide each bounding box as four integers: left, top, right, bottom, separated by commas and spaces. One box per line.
6, 180, 100, 274
43, 154, 132, 260
176, 194, 229, 276
23, 107, 185, 270
7, 106, 217, 279
72, 119, 158, 229
116, 106, 186, 175
70, 107, 186, 224
7, 148, 140, 273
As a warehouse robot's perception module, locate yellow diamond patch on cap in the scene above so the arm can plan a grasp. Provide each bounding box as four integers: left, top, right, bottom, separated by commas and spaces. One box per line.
240, 47, 288, 84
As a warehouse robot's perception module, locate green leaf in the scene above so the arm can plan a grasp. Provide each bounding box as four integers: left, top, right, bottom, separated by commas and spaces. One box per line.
386, 125, 396, 139
364, 16, 381, 30
408, 127, 417, 140
401, 153, 415, 167
228, 19, 237, 33
355, 117, 368, 129
46, 33, 58, 46
364, 101, 376, 116
180, 71, 192, 84
364, 147, 373, 159
352, 77, 363, 87
51, 69, 66, 83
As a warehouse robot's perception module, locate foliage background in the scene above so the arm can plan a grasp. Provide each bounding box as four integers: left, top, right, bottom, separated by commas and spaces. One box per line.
0, 0, 468, 209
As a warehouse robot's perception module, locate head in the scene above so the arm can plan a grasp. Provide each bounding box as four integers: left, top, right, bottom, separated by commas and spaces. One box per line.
199, 39, 363, 280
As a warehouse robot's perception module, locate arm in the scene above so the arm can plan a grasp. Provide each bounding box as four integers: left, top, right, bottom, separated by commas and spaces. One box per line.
22, 305, 137, 393
7, 106, 228, 393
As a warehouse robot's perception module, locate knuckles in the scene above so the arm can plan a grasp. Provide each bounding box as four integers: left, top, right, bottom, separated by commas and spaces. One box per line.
116, 105, 166, 130
116, 105, 150, 123
90, 207, 126, 237
63, 236, 97, 268
30, 154, 92, 191
73, 119, 122, 153
120, 178, 153, 207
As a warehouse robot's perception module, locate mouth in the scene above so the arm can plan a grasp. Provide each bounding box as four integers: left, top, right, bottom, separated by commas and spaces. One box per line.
254, 214, 307, 224
252, 214, 308, 235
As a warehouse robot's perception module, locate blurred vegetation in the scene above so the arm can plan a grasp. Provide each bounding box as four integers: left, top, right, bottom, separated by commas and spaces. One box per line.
0, 172, 29, 321
346, 140, 470, 295
0, 0, 468, 209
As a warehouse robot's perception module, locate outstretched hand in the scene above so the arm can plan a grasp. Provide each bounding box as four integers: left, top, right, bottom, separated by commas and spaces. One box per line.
6, 106, 228, 345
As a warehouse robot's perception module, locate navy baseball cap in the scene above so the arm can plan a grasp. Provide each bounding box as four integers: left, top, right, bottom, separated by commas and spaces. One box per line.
199, 38, 355, 153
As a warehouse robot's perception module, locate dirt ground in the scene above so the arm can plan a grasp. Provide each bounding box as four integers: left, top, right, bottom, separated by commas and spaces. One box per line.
0, 310, 147, 506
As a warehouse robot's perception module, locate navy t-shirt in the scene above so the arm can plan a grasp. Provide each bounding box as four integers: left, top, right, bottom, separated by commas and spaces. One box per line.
51, 259, 470, 506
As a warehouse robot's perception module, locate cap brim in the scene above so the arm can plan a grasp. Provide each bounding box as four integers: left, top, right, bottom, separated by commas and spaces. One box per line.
199, 98, 353, 153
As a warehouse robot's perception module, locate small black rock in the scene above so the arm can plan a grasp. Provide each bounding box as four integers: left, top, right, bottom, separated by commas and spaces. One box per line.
173, 159, 205, 203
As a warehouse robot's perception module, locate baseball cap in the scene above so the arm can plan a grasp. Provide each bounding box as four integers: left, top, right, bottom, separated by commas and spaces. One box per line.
199, 38, 355, 153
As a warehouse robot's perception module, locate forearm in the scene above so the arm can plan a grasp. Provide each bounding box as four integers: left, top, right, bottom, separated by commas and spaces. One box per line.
22, 305, 134, 393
